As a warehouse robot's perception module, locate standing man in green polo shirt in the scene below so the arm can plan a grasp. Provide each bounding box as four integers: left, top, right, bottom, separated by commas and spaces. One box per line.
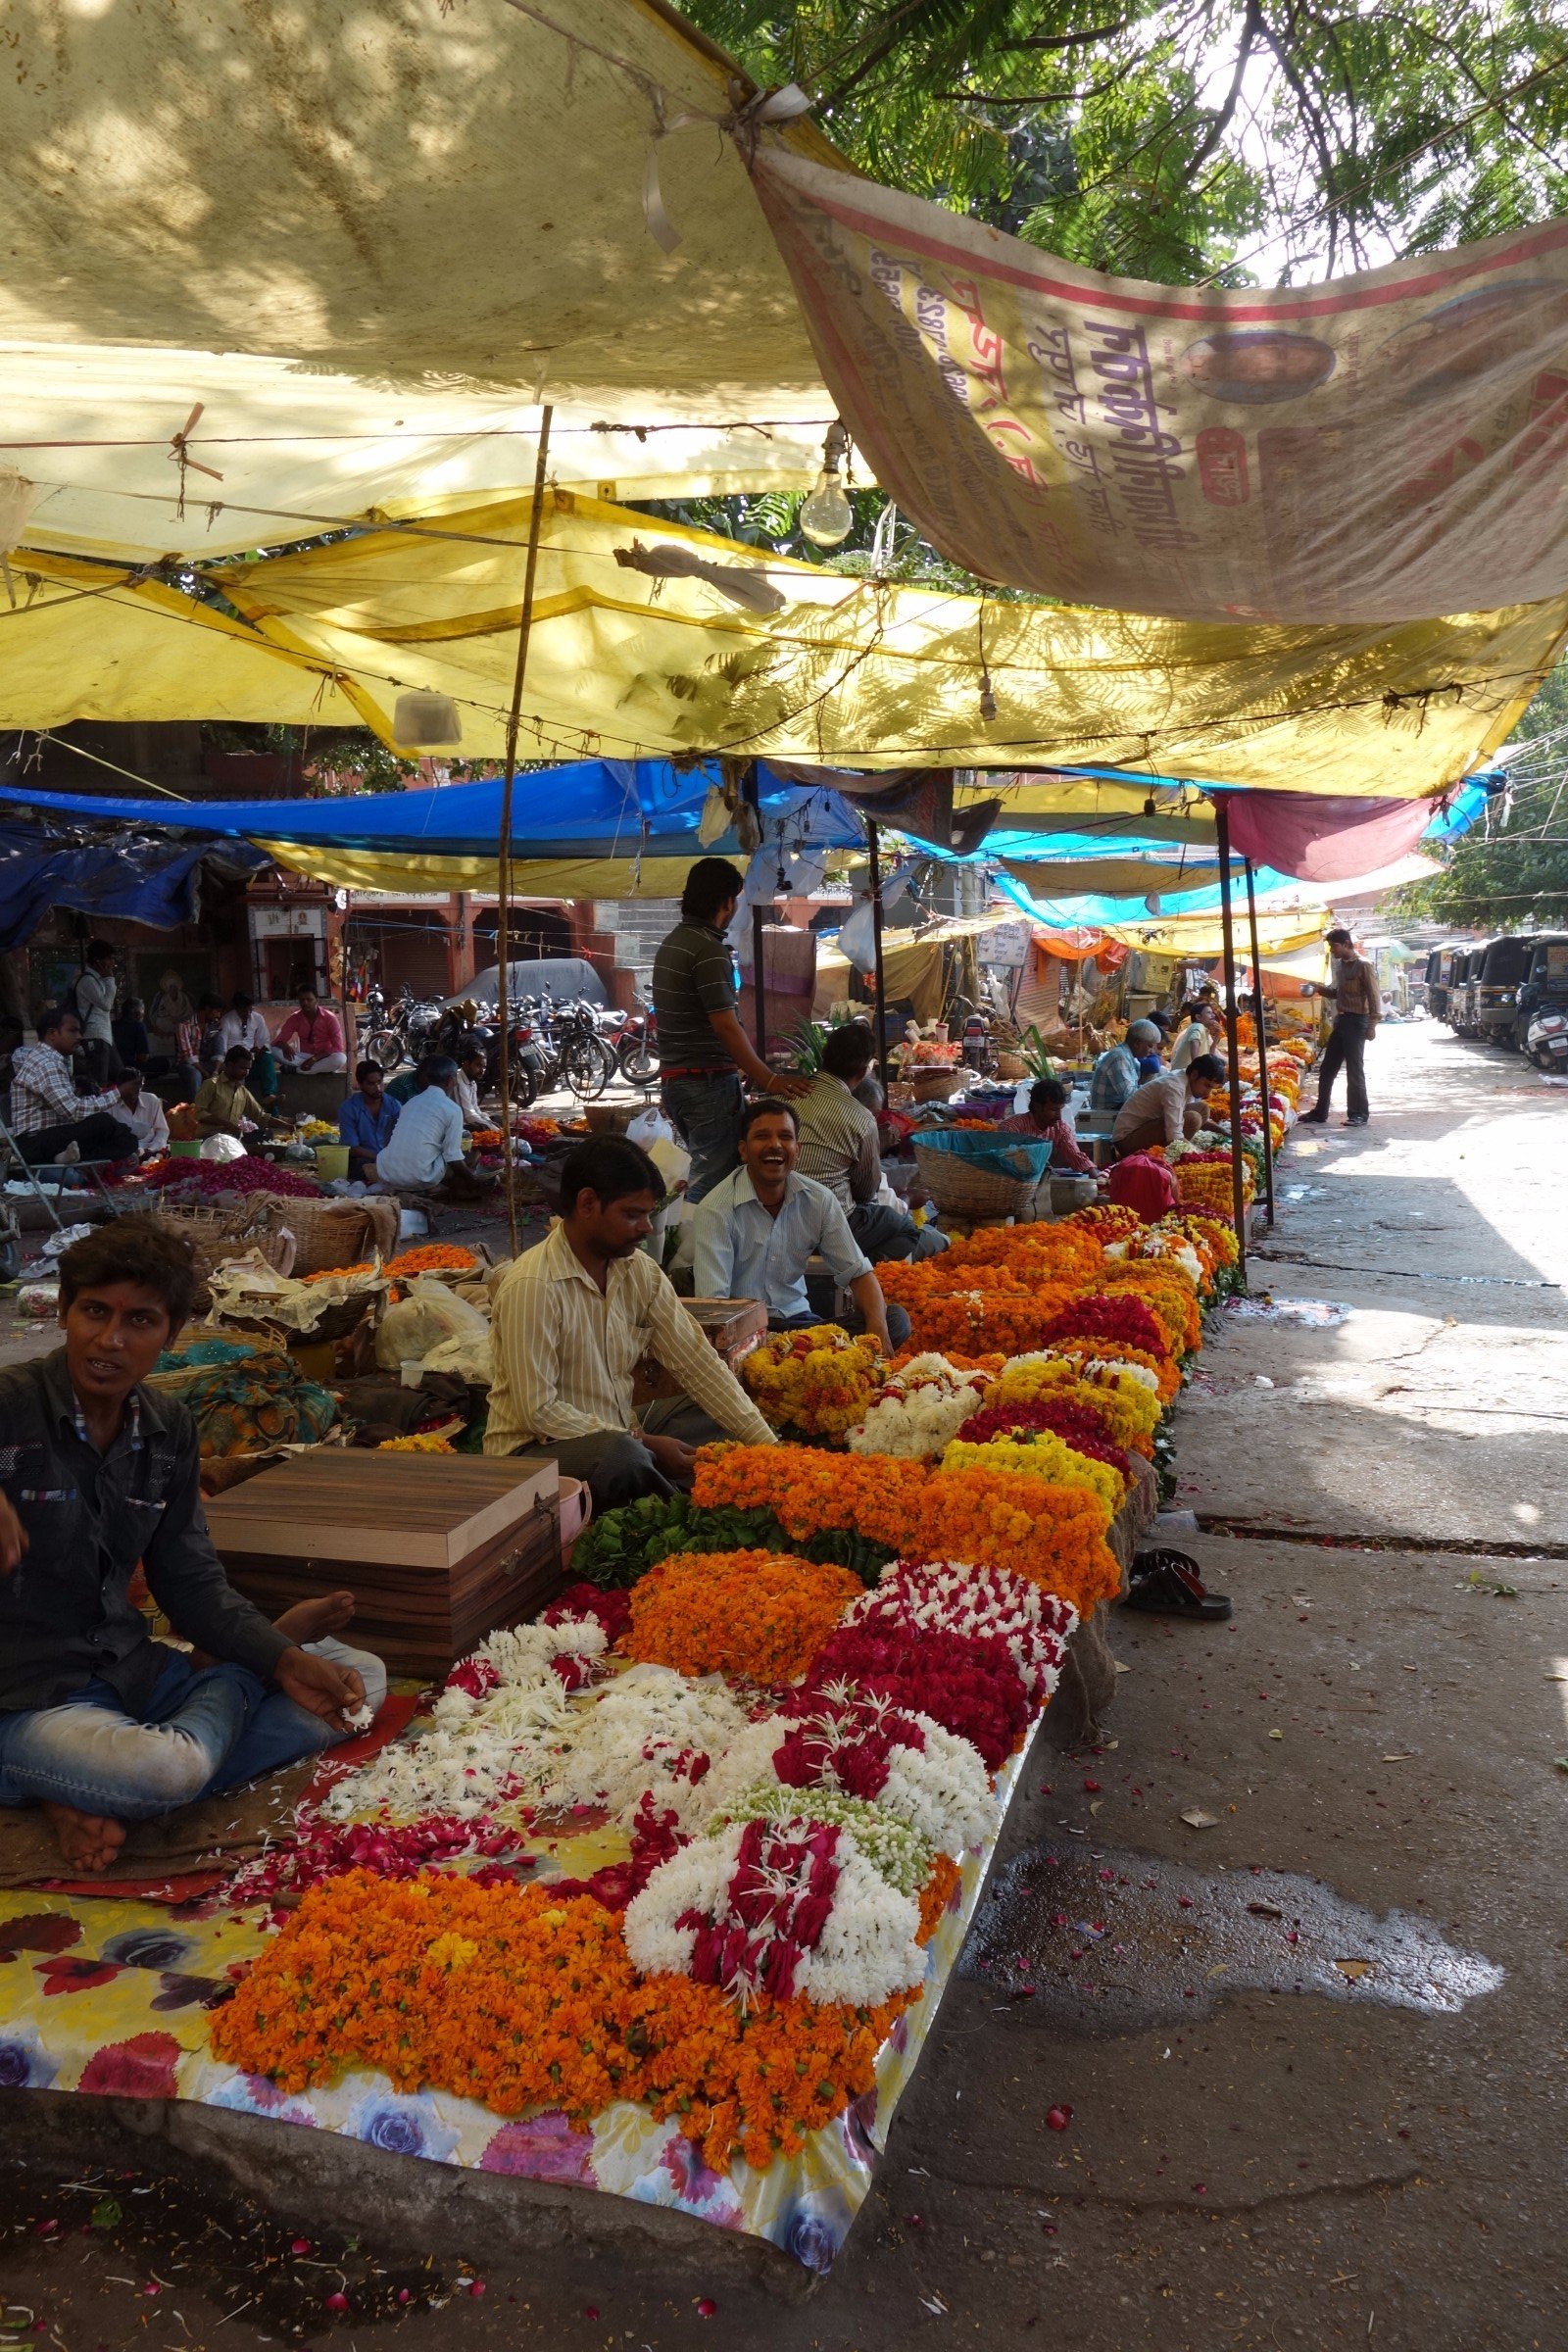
653, 857, 808, 1203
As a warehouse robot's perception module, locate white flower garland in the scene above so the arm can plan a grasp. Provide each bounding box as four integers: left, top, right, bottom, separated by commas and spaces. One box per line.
623, 1816, 927, 2007
538, 1663, 750, 1831
698, 1689, 998, 1856
847, 1354, 991, 1459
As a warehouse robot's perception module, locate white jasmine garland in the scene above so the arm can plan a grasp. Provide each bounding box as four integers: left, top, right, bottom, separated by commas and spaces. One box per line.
847, 1357, 991, 1459
703, 1688, 999, 1856
538, 1663, 750, 1831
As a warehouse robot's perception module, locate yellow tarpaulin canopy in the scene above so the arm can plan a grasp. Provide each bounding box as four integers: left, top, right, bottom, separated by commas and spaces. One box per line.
255, 849, 704, 900
1, 0, 840, 562
204, 489, 1567, 792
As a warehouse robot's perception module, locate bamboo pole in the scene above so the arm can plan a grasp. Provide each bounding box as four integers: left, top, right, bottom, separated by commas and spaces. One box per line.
1243, 856, 1277, 1229
495, 405, 554, 1256
1212, 800, 1249, 1279
866, 818, 890, 1089
744, 762, 768, 1061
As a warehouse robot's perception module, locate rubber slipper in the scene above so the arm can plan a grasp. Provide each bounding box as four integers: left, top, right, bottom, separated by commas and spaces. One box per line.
1124, 1549, 1233, 1620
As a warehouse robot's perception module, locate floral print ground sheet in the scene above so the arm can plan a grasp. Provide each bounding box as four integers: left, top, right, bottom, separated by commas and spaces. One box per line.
0, 1740, 1026, 2272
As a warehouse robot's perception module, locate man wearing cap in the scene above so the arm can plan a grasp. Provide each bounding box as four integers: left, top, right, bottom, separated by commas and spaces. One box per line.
1299, 929, 1379, 1128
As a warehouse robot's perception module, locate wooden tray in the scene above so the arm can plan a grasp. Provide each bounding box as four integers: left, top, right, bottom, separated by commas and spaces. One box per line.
205, 1451, 562, 1678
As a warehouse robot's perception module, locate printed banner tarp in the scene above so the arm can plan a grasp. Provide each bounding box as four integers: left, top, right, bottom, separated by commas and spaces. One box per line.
751, 148, 1568, 626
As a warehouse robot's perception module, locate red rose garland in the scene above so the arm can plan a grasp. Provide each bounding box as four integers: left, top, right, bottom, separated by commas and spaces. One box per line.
958, 1396, 1135, 1484
1040, 1294, 1169, 1358
804, 1624, 1032, 1773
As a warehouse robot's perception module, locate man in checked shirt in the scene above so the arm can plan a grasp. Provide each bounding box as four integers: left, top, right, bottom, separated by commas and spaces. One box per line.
9, 1004, 139, 1165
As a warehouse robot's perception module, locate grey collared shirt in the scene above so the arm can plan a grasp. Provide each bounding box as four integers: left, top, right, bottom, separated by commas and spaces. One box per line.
0, 1349, 290, 1716
692, 1167, 872, 1323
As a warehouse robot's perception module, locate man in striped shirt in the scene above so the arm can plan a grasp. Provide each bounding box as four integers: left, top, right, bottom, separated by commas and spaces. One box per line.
485, 1135, 775, 1512
9, 1006, 138, 1166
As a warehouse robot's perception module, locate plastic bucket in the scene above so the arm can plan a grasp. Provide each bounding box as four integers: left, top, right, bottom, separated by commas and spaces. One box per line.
168, 1139, 201, 1159
313, 1145, 351, 1182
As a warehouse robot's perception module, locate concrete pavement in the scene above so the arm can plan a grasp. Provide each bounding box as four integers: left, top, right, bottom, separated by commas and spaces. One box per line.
3, 1020, 1565, 2350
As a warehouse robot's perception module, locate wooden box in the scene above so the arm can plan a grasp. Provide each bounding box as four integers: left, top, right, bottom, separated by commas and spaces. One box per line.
633, 1296, 768, 1404
205, 1452, 563, 1679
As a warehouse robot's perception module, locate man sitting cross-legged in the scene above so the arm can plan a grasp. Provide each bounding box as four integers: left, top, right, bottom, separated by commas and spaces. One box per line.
0, 1216, 384, 1875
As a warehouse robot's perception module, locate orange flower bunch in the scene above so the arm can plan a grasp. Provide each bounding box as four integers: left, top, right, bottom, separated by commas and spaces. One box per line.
917, 1852, 961, 1943
927, 1224, 1106, 1284
384, 1243, 480, 1280
693, 1446, 1120, 1622
875, 1269, 1085, 1356
212, 1868, 915, 2174
1067, 1201, 1143, 1246
741, 1326, 884, 1438
1181, 1212, 1241, 1270
904, 1465, 1122, 1620
303, 1260, 375, 1284
624, 1550, 862, 1683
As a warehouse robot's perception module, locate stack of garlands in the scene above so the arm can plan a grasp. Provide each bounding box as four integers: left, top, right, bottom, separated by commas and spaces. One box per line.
741, 1326, 885, 1439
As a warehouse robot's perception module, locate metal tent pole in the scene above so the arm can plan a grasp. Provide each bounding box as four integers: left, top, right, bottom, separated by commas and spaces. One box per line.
865, 818, 890, 1089
496, 403, 554, 1256
743, 762, 768, 1063
1243, 855, 1277, 1229
1212, 799, 1249, 1277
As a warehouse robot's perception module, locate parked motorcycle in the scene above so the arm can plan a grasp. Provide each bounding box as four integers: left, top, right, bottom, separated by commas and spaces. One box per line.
1526, 1007, 1568, 1072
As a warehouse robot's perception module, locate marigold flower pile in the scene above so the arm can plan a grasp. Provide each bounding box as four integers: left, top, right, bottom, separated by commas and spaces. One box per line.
206, 1034, 1304, 2199
624, 1551, 863, 1683
741, 1326, 885, 1438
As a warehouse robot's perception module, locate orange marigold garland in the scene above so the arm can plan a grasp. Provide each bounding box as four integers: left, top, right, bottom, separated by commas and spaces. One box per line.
212, 1869, 914, 2175
623, 1550, 863, 1683
740, 1327, 884, 1438
692, 1446, 1119, 1622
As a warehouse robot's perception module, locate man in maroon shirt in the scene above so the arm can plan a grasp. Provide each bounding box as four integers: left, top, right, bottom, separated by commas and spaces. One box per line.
999, 1077, 1102, 1178
275, 986, 347, 1075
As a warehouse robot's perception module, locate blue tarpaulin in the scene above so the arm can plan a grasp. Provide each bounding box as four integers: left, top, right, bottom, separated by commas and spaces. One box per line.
0, 826, 267, 952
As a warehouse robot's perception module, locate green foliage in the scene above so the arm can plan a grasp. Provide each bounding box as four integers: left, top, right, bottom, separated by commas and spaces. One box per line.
688, 1, 1568, 284
1393, 659, 1568, 931
569, 1491, 894, 1589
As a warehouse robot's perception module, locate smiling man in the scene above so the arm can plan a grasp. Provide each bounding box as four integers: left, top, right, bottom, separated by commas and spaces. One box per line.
0, 1217, 383, 1873
693, 1099, 907, 1353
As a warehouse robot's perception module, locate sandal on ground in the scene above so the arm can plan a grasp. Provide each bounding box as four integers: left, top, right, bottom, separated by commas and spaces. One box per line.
1123, 1548, 1233, 1621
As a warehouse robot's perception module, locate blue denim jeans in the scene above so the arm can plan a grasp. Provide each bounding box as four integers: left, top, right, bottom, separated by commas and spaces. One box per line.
661, 1071, 744, 1204
0, 1640, 385, 1822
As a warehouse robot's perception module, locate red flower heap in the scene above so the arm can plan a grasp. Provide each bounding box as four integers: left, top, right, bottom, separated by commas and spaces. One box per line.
805, 1623, 1032, 1773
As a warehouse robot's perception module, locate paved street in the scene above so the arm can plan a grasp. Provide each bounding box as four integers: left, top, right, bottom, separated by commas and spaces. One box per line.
3, 1020, 1565, 2351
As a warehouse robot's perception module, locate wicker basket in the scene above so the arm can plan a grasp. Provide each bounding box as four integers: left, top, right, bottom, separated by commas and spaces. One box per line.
250, 1193, 399, 1279
995, 1051, 1029, 1082
913, 1130, 1053, 1222
910, 1067, 962, 1102
153, 1207, 296, 1311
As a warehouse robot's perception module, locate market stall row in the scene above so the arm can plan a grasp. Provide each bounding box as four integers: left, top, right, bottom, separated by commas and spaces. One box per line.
0, 1045, 1307, 2279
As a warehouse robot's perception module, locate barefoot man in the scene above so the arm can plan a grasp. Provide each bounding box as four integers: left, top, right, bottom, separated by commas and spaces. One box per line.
0, 1217, 385, 1873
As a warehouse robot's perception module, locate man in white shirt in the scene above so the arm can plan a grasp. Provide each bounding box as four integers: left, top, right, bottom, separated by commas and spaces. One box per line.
373, 1057, 489, 1197
694, 1100, 906, 1352
452, 1042, 490, 1132
116, 1071, 170, 1157
486, 1135, 776, 1510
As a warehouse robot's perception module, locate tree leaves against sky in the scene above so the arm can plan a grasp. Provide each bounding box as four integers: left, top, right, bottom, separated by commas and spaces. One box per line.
1393, 660, 1568, 932
688, 0, 1568, 286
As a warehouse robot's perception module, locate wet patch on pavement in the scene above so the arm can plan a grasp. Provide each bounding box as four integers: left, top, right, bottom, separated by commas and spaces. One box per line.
959, 1843, 1503, 2030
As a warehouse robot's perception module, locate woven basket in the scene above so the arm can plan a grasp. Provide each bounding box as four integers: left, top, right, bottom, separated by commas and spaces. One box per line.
153, 1207, 296, 1312
910, 1068, 962, 1102
995, 1052, 1029, 1082
913, 1130, 1053, 1222
250, 1194, 399, 1279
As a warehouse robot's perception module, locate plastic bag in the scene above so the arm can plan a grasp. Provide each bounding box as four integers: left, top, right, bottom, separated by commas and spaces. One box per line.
375, 1273, 491, 1371
198, 1133, 247, 1163
626, 1106, 675, 1152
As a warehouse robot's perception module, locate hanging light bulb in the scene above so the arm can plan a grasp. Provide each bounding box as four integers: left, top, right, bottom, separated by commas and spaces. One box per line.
392, 689, 464, 752
978, 672, 998, 723
800, 421, 854, 547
